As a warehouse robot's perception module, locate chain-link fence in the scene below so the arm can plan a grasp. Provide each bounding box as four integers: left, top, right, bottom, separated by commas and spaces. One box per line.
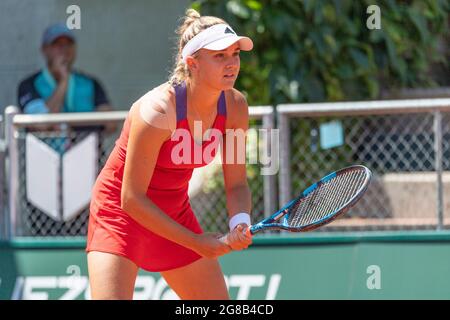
15, 125, 122, 236
5, 107, 275, 237
278, 99, 450, 231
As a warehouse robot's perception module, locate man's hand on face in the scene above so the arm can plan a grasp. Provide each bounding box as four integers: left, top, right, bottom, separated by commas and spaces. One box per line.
51, 55, 70, 83
45, 36, 75, 83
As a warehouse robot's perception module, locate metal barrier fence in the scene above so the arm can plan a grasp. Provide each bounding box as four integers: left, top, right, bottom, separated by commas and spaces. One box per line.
3, 106, 275, 237
3, 98, 450, 238
278, 99, 450, 231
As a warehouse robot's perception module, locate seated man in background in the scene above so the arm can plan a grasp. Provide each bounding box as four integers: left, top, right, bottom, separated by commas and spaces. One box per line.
15, 24, 116, 233
17, 22, 116, 154
18, 22, 113, 115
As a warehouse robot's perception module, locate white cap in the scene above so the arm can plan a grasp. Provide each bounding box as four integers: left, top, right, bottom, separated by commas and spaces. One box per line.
181, 24, 253, 62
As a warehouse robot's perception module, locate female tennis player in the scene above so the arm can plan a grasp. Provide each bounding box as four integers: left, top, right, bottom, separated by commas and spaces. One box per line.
86, 9, 254, 300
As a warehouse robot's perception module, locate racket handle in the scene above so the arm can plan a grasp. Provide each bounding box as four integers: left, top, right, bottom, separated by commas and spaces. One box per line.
219, 226, 252, 245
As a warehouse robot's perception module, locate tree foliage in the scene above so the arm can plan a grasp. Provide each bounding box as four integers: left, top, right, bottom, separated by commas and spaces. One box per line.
192, 0, 449, 105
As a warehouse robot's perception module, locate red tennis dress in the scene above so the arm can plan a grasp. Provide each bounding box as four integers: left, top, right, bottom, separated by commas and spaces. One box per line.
86, 82, 227, 272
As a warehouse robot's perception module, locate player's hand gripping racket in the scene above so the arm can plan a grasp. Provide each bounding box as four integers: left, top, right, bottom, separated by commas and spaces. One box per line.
221, 165, 372, 244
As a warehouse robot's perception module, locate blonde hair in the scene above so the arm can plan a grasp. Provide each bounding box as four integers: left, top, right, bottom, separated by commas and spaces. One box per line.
168, 9, 226, 85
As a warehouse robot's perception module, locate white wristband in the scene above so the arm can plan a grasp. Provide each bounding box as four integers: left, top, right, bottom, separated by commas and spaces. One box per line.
229, 213, 251, 231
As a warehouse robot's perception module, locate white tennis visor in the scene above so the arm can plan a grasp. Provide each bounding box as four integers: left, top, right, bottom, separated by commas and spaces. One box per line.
182, 24, 253, 62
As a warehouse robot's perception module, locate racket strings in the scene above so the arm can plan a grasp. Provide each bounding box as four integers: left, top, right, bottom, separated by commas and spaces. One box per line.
326, 169, 364, 214
320, 172, 347, 218
332, 170, 357, 212
306, 178, 335, 224
323, 169, 365, 219
312, 171, 350, 223
288, 168, 368, 227
292, 173, 345, 226
289, 180, 333, 226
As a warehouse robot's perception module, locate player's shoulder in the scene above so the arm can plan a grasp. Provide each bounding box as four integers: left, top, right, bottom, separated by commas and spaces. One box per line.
131, 82, 176, 131
226, 88, 248, 108
139, 83, 174, 110
225, 88, 249, 118
224, 88, 249, 129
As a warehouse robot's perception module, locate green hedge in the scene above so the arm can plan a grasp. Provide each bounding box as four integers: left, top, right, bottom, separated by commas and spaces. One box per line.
192, 0, 449, 105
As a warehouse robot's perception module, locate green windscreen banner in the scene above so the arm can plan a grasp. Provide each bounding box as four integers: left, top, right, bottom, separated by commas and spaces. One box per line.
2, 231, 450, 300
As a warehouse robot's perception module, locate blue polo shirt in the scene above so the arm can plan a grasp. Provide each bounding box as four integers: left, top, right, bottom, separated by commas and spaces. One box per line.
18, 68, 109, 114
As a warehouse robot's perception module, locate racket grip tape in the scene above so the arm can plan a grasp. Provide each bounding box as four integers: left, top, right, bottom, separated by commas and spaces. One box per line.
219, 226, 252, 245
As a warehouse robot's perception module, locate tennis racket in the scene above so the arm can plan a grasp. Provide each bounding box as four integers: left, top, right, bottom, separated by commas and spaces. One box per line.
222, 165, 372, 242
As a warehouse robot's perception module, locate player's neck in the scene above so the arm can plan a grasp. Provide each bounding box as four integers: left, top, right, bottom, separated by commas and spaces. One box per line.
186, 79, 221, 116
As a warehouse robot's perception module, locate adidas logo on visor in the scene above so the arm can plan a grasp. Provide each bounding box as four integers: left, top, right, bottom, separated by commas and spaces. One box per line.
224, 27, 235, 34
